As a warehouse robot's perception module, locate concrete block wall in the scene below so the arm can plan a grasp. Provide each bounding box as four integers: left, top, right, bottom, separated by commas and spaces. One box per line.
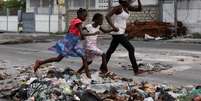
67, 5, 160, 27
129, 6, 160, 22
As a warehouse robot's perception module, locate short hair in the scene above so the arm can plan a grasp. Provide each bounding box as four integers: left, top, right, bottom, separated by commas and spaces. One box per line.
92, 13, 103, 22
77, 8, 87, 17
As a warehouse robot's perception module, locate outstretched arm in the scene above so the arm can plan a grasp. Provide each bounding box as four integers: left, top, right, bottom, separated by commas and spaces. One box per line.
128, 0, 142, 12
83, 30, 99, 36
81, 27, 99, 36
100, 27, 113, 33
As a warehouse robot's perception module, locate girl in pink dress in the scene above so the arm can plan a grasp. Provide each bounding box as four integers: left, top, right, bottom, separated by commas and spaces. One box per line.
77, 13, 113, 74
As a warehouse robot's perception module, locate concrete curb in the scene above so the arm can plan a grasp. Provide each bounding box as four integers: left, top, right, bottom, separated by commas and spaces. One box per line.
1, 33, 201, 44
0, 33, 63, 44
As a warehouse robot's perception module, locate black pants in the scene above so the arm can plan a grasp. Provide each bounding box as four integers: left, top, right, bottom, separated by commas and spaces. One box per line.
106, 35, 138, 72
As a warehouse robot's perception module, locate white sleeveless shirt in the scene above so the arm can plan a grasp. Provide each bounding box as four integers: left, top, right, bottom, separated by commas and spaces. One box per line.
111, 9, 130, 35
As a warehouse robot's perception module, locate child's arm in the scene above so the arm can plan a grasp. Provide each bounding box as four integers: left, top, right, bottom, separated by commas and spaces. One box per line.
77, 23, 85, 40
82, 28, 99, 36
100, 27, 113, 33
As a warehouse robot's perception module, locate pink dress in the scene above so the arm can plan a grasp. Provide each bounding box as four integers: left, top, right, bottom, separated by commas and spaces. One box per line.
84, 24, 103, 62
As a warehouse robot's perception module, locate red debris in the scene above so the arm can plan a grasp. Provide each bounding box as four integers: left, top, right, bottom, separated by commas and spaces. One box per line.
126, 21, 174, 38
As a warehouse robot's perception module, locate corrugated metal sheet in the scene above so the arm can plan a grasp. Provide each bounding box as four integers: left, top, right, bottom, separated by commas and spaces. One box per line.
22, 13, 35, 32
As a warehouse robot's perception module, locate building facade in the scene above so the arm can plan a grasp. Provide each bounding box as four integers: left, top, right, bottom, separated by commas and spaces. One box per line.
162, 0, 201, 33
24, 0, 160, 32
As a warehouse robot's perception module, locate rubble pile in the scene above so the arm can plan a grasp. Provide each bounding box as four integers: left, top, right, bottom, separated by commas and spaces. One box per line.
0, 60, 11, 81
0, 65, 201, 101
122, 62, 172, 74
126, 21, 173, 39
126, 21, 187, 39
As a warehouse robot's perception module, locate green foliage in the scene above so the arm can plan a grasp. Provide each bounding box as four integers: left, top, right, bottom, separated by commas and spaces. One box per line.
4, 0, 25, 10
177, 95, 193, 101
0, 0, 4, 9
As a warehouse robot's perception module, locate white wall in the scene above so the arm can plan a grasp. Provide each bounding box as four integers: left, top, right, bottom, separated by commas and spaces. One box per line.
0, 15, 66, 32
162, 3, 174, 23
26, 0, 65, 14
178, 9, 201, 33
35, 15, 65, 32
130, 0, 158, 6
0, 16, 18, 32
162, 1, 201, 33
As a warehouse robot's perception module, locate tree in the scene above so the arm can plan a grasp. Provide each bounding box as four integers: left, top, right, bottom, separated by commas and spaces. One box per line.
64, 0, 69, 31
0, 0, 4, 9
7, 0, 25, 9
56, 0, 65, 32
4, 0, 26, 15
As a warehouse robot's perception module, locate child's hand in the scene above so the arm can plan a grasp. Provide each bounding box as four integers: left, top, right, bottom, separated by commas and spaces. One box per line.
110, 29, 115, 32
113, 27, 119, 32
95, 31, 100, 35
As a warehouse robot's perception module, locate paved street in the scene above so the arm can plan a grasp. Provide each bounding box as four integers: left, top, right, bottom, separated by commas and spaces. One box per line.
0, 39, 201, 86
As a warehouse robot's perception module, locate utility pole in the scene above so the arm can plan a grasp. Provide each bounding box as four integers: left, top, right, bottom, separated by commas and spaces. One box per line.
6, 7, 9, 31
64, 0, 69, 32
159, 0, 163, 21
48, 0, 53, 33
86, 0, 89, 10
174, 0, 178, 36
4, 0, 8, 31
57, 0, 62, 32
108, 0, 112, 10
48, 0, 51, 33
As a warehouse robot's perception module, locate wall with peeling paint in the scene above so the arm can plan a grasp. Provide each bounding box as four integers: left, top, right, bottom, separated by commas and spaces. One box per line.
162, 0, 201, 33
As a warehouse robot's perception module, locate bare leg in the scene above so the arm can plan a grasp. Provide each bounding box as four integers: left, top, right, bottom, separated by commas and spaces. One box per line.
33, 55, 64, 72
81, 56, 91, 78
100, 53, 108, 73
77, 61, 92, 74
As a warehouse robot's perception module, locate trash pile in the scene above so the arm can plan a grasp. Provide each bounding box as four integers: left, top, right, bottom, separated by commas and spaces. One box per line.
0, 60, 11, 81
121, 62, 173, 74
0, 64, 201, 101
126, 21, 187, 39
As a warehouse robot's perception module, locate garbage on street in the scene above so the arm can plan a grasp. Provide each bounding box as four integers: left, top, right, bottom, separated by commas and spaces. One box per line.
0, 64, 200, 101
